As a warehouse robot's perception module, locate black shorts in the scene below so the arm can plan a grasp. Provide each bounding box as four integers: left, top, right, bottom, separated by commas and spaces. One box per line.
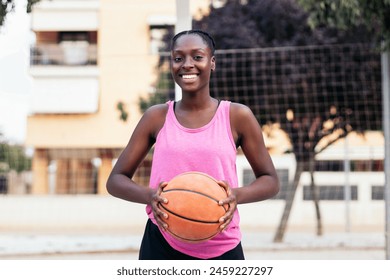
138, 219, 245, 260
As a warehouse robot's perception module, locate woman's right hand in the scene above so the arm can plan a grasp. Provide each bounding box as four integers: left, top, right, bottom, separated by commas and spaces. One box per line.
150, 182, 169, 230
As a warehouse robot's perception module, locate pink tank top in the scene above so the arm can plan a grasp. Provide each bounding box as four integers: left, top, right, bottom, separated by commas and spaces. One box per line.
146, 100, 241, 259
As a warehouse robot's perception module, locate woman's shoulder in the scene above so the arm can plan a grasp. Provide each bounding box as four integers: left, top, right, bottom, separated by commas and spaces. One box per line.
138, 102, 170, 139
229, 101, 254, 119
143, 102, 170, 119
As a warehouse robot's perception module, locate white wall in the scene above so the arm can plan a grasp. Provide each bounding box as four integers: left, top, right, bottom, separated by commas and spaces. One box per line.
30, 66, 99, 114
0, 154, 384, 232
0, 189, 384, 232
31, 0, 99, 31
0, 195, 146, 232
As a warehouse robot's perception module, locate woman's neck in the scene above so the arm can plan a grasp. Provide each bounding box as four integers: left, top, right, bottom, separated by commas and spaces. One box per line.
178, 95, 217, 111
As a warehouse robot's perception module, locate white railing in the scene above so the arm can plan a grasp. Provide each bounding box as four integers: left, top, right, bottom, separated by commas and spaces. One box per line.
30, 42, 97, 66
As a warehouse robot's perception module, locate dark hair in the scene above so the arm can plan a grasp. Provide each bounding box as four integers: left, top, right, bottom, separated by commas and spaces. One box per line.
171, 29, 216, 56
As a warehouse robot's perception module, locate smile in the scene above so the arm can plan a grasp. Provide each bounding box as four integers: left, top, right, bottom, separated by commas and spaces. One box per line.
181, 74, 198, 79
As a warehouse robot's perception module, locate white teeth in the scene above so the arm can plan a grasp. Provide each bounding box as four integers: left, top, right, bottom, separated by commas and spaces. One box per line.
182, 74, 197, 79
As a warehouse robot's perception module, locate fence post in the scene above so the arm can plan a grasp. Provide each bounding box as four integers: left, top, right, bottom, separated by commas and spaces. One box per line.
381, 50, 390, 260
344, 135, 351, 233
174, 0, 192, 101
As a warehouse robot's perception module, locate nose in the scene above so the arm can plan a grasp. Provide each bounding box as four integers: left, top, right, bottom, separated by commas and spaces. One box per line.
182, 56, 194, 69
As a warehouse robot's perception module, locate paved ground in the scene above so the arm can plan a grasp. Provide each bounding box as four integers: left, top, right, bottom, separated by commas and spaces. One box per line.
0, 230, 386, 260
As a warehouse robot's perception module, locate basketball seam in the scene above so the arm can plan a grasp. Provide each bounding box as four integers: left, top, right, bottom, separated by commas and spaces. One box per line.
159, 203, 221, 224
162, 188, 222, 202
162, 188, 229, 212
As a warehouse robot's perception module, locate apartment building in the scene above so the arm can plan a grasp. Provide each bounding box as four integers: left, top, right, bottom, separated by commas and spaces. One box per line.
20, 0, 386, 232
26, 0, 210, 194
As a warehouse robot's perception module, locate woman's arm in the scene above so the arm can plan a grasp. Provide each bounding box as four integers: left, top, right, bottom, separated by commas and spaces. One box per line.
218, 103, 280, 229
106, 104, 168, 205
231, 103, 280, 204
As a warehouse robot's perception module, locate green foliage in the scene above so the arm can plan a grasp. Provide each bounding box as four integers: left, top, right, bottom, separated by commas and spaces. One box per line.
297, 0, 390, 50
139, 91, 169, 113
116, 101, 129, 122
0, 0, 41, 27
0, 0, 14, 27
138, 70, 175, 113
26, 0, 40, 13
193, 0, 373, 49
0, 142, 31, 173
152, 0, 381, 163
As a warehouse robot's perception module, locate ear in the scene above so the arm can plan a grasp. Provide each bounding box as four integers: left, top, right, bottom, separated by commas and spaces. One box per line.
211, 56, 216, 71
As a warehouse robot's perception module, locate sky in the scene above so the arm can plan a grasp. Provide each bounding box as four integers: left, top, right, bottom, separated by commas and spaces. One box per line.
0, 0, 33, 144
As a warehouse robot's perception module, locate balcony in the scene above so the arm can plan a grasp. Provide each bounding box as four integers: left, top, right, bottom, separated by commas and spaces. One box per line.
31, 0, 99, 31
29, 42, 99, 114
29, 65, 99, 114
30, 42, 97, 66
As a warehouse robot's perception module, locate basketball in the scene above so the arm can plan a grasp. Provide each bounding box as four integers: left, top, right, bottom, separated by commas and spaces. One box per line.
157, 171, 229, 243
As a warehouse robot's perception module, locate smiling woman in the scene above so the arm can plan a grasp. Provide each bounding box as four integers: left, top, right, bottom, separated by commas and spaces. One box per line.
170, 30, 216, 99
106, 29, 279, 260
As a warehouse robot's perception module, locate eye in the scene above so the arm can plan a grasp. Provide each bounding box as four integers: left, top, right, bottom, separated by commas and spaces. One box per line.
173, 57, 183, 62
194, 55, 203, 61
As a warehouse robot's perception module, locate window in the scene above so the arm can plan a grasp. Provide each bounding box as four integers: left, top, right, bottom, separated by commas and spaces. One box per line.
303, 185, 358, 201
149, 26, 172, 54
243, 168, 289, 200
59, 31, 89, 42
371, 185, 384, 200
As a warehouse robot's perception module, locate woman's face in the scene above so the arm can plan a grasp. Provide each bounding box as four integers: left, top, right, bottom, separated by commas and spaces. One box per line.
171, 34, 215, 93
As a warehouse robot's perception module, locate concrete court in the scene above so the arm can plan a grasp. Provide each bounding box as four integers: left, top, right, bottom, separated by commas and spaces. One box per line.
0, 230, 386, 260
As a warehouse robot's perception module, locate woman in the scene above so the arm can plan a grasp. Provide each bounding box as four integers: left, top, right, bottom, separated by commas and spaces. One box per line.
106, 30, 279, 260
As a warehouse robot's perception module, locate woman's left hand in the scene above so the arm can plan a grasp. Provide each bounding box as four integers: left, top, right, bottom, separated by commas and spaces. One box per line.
217, 180, 237, 230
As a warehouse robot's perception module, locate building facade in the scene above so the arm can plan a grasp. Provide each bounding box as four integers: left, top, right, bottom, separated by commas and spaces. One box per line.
26, 0, 210, 194
20, 0, 386, 232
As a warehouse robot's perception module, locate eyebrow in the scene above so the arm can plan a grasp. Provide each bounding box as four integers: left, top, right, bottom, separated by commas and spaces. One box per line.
172, 48, 208, 53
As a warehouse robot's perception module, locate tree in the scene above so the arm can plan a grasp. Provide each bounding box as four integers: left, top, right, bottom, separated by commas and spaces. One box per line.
139, 69, 175, 113
0, 132, 31, 174
194, 0, 381, 243
0, 0, 41, 27
297, 0, 390, 259
146, 0, 381, 242
198, 0, 381, 243
297, 0, 390, 51
194, 0, 374, 48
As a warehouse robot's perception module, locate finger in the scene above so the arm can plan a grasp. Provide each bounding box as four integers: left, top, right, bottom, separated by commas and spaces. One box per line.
153, 192, 168, 204
156, 182, 169, 203
159, 181, 168, 190
157, 216, 169, 231
156, 218, 168, 231
160, 196, 168, 204
219, 200, 236, 230
153, 201, 169, 218
217, 180, 229, 193
219, 215, 233, 230
154, 204, 169, 230
219, 206, 234, 221
217, 180, 233, 202
218, 196, 233, 206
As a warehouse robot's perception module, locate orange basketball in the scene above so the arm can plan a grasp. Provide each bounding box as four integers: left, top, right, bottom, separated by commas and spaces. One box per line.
157, 171, 229, 243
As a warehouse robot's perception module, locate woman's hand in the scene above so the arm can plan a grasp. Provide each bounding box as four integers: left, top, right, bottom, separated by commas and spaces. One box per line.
150, 181, 169, 230
217, 180, 237, 230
